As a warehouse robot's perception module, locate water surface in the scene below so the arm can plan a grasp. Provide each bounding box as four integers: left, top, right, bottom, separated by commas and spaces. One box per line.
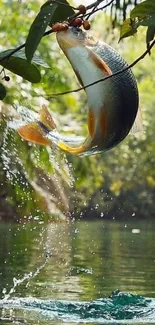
0, 220, 155, 324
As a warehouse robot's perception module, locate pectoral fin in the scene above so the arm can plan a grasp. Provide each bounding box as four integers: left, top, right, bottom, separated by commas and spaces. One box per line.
88, 48, 112, 76
17, 122, 51, 146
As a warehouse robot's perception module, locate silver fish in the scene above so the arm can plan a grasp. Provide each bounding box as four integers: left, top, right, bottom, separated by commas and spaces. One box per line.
17, 27, 139, 155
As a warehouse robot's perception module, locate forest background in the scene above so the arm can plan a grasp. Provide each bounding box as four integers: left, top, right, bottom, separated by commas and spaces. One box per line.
0, 0, 155, 221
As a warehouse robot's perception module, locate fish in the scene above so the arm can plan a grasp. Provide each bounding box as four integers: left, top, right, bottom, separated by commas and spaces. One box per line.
17, 27, 139, 155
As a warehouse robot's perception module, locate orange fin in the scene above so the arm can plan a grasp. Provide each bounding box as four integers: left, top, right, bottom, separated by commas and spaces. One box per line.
57, 141, 87, 155
40, 105, 56, 131
88, 49, 112, 76
17, 122, 51, 146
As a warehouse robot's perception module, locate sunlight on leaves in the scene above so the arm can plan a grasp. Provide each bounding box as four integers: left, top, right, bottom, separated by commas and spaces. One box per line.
131, 0, 155, 18
49, 0, 74, 25
25, 2, 58, 62
139, 14, 155, 27
120, 18, 137, 41
0, 50, 42, 83
120, 1, 155, 41
25, 0, 74, 62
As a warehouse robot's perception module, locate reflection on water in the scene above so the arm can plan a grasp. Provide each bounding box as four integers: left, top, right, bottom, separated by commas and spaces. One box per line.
0, 220, 155, 324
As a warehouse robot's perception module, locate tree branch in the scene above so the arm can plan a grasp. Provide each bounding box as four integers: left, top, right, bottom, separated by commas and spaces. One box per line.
0, 0, 111, 63
50, 0, 77, 10
47, 38, 155, 98
89, 0, 115, 16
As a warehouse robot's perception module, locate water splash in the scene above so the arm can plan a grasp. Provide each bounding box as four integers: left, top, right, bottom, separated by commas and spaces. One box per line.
2, 104, 76, 219
2, 253, 51, 301
1, 291, 155, 323
8, 104, 84, 147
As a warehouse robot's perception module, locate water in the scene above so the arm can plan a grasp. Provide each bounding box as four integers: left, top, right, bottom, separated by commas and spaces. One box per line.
0, 220, 155, 324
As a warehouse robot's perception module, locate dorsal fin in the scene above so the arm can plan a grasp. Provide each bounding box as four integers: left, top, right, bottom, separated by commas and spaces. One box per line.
40, 105, 56, 131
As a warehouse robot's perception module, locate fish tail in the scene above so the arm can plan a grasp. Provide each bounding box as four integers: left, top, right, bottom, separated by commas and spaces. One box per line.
18, 122, 89, 154
17, 122, 52, 146
17, 104, 91, 154
39, 104, 56, 131
17, 105, 56, 146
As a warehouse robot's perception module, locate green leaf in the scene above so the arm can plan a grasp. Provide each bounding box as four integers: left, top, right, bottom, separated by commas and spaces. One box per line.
0, 83, 6, 100
0, 49, 50, 68
32, 55, 50, 68
120, 18, 137, 41
139, 14, 155, 26
25, 2, 58, 62
146, 25, 155, 43
0, 49, 41, 83
49, 0, 74, 25
131, 0, 155, 19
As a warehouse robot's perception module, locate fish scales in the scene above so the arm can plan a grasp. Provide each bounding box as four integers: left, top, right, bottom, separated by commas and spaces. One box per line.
16, 27, 139, 156
89, 41, 139, 150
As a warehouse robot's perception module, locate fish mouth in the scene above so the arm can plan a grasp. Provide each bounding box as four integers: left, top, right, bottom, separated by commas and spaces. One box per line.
56, 27, 86, 51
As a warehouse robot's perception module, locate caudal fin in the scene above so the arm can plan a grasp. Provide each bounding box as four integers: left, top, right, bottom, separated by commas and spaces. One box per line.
17, 105, 90, 154
17, 122, 52, 146
40, 104, 56, 130
17, 105, 56, 146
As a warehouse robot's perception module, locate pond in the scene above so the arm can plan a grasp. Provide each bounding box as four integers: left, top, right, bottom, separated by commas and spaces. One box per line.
0, 219, 155, 324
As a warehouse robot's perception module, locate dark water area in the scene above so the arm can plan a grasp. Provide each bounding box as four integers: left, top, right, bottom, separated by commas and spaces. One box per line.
0, 220, 155, 324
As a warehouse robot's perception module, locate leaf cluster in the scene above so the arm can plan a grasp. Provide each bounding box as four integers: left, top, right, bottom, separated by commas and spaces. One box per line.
120, 0, 155, 46
1, 0, 155, 220
0, 0, 74, 101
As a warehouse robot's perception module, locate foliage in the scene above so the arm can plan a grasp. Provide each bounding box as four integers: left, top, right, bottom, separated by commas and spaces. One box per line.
0, 83, 6, 100
111, 0, 140, 24
0, 0, 155, 220
25, 0, 74, 62
120, 0, 155, 45
0, 0, 75, 99
0, 50, 43, 83
0, 0, 77, 219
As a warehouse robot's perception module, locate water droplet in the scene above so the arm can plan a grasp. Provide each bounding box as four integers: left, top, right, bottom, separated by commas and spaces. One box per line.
132, 229, 140, 234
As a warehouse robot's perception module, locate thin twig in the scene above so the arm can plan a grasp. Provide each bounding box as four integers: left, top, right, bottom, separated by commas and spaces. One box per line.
85, 0, 115, 20
86, 0, 99, 20
86, 0, 106, 11
51, 0, 77, 10
0, 44, 25, 62
0, 29, 55, 63
0, 0, 107, 63
47, 38, 155, 97
91, 0, 115, 14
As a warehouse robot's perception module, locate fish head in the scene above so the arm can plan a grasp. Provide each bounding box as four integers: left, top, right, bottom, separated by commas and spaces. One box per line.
56, 27, 91, 53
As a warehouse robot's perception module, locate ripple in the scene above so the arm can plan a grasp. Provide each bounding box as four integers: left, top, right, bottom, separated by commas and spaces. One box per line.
0, 290, 155, 323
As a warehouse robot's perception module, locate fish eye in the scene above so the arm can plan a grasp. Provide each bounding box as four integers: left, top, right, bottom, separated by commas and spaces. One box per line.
70, 27, 86, 40
71, 26, 82, 34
